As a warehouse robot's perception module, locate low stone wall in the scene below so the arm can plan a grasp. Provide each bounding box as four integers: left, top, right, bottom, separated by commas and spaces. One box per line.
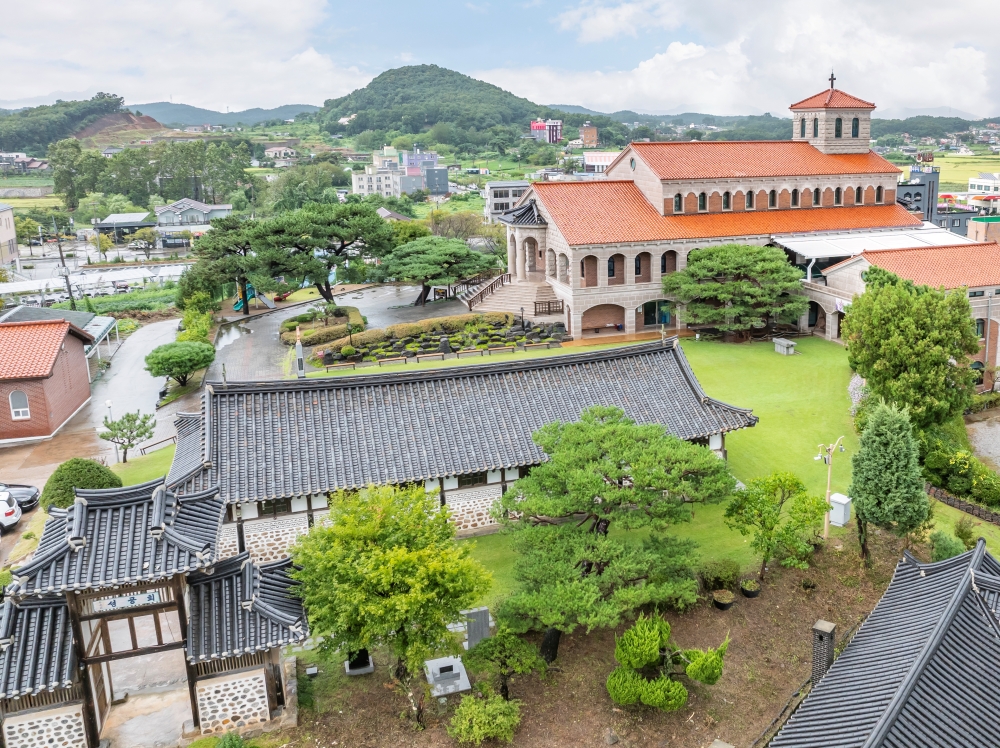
195, 669, 270, 735
2, 702, 87, 748
243, 514, 310, 563
0, 186, 53, 198
927, 484, 1000, 527
446, 486, 502, 535
217, 523, 240, 559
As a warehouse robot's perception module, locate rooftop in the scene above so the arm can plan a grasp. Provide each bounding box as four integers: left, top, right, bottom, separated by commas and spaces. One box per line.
154, 198, 232, 215
0, 596, 74, 698
167, 340, 757, 504
0, 304, 96, 330
788, 88, 877, 110
824, 241, 1000, 289
773, 223, 976, 260
0, 320, 94, 380
621, 140, 897, 181
98, 212, 153, 225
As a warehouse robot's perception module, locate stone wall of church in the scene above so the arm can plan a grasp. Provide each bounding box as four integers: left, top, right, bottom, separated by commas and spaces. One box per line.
2, 703, 87, 748
196, 669, 270, 735
243, 514, 310, 563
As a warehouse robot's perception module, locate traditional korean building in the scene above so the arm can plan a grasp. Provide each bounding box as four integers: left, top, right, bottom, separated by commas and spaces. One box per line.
0, 479, 306, 748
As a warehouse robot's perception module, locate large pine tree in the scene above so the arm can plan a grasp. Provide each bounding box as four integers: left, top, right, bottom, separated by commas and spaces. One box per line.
850, 400, 928, 563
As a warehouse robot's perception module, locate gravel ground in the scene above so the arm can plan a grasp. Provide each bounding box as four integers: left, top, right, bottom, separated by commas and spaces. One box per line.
966, 410, 1000, 471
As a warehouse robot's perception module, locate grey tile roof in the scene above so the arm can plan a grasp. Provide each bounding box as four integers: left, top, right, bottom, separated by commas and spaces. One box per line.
169, 340, 756, 503
187, 552, 307, 662
9, 479, 225, 597
771, 539, 1000, 747
0, 305, 96, 330
166, 412, 206, 488
0, 596, 75, 698
498, 198, 546, 226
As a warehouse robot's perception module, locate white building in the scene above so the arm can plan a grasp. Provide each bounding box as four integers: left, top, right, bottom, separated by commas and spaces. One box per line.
264, 146, 297, 159
352, 164, 424, 198
969, 173, 1000, 194
0, 202, 16, 266
583, 152, 619, 173
155, 198, 232, 231
484, 181, 529, 223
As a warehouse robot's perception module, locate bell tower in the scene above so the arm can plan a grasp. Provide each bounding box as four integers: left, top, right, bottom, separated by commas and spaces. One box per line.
789, 75, 875, 155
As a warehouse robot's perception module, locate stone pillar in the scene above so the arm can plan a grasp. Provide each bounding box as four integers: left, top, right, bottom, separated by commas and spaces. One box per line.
625, 305, 637, 335
798, 310, 810, 333
516, 243, 527, 281
507, 237, 516, 277
825, 310, 839, 340
812, 620, 836, 686
570, 309, 584, 337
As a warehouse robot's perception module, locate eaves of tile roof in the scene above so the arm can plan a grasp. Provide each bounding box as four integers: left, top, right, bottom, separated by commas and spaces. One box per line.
788, 88, 877, 110
0, 320, 94, 381
825, 242, 1000, 289
531, 181, 921, 246
0, 596, 74, 698
624, 140, 897, 181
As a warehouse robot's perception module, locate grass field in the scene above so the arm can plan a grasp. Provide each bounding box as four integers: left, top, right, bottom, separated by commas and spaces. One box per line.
931, 153, 1000, 191
4, 196, 64, 209
112, 444, 176, 485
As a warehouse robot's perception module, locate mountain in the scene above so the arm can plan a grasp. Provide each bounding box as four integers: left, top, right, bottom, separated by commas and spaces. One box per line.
0, 93, 124, 155
318, 65, 543, 134
126, 102, 320, 127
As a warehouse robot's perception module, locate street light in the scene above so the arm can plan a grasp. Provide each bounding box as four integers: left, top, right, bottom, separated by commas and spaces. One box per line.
105, 400, 119, 463
815, 437, 846, 540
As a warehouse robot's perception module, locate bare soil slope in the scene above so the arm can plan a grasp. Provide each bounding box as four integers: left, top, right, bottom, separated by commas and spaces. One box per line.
74, 112, 169, 145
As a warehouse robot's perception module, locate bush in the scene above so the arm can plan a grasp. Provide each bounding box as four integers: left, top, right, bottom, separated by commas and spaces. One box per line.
340, 345, 357, 357
930, 530, 966, 562
217, 732, 246, 748
180, 290, 220, 314
177, 309, 213, 344
42, 458, 122, 510
968, 391, 1000, 414
954, 516, 977, 550
323, 312, 515, 354
699, 558, 741, 592
116, 318, 139, 335
639, 676, 688, 712
0, 569, 11, 589
684, 638, 729, 685
614, 614, 668, 670
606, 666, 645, 706
447, 695, 522, 745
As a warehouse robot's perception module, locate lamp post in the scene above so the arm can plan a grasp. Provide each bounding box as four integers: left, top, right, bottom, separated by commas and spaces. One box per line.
53, 217, 75, 310
815, 437, 846, 540
105, 400, 119, 463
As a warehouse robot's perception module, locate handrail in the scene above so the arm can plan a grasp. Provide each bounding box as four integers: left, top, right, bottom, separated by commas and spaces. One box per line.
139, 435, 177, 455
534, 300, 564, 316
464, 273, 511, 309
449, 268, 500, 296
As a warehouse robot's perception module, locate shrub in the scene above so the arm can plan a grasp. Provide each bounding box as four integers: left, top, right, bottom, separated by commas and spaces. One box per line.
606, 666, 645, 706
323, 312, 515, 354
614, 614, 668, 670
340, 345, 357, 357
684, 638, 729, 685
447, 695, 522, 745
218, 732, 246, 748
0, 569, 11, 588
640, 676, 688, 711
699, 558, 741, 592
116, 318, 139, 335
953, 516, 977, 550
180, 290, 220, 314
145, 341, 215, 386
177, 309, 213, 344
42, 458, 122, 510
930, 530, 966, 562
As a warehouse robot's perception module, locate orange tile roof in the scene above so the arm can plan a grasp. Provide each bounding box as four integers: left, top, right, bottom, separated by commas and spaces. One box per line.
623, 141, 898, 180
828, 242, 1000, 289
0, 320, 92, 380
789, 88, 876, 110
531, 181, 921, 245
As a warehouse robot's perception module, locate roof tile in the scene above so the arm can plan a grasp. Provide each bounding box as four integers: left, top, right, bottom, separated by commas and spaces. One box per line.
0, 320, 92, 380
789, 88, 877, 110
828, 242, 1000, 289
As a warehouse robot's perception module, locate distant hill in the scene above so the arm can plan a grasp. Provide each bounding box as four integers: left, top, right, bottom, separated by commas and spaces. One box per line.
127, 102, 320, 127
0, 93, 124, 155
318, 65, 543, 134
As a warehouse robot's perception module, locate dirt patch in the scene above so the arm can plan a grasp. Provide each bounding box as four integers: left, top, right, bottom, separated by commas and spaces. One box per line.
109, 309, 179, 323
269, 527, 902, 748
73, 112, 168, 143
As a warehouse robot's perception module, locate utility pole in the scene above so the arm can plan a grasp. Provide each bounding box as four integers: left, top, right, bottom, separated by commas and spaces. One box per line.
53, 218, 76, 310
815, 437, 846, 540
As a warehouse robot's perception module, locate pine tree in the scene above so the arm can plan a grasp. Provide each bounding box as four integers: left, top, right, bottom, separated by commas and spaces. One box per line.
850, 400, 929, 564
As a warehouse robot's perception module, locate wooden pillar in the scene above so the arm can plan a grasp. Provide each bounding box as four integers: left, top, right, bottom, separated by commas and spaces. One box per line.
171, 576, 201, 728
65, 592, 100, 748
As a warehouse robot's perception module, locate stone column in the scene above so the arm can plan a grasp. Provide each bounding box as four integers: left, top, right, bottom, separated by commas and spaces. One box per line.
825, 310, 838, 340
507, 236, 516, 277
798, 310, 810, 333
570, 308, 584, 337
516, 243, 527, 281
625, 305, 637, 335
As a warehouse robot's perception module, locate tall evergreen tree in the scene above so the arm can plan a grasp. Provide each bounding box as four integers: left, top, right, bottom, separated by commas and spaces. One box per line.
850, 400, 929, 564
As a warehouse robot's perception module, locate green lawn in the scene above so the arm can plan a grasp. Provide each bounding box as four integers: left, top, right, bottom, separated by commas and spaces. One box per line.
111, 444, 175, 485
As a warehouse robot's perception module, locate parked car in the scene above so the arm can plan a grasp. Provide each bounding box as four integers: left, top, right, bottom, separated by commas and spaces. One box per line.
0, 493, 22, 534
0, 482, 39, 512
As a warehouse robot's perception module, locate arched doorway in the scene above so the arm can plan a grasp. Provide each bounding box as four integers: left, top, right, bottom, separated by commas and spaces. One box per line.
661, 250, 677, 275
557, 254, 569, 284
640, 300, 675, 328
582, 304, 625, 335
546, 248, 556, 277
523, 237, 538, 272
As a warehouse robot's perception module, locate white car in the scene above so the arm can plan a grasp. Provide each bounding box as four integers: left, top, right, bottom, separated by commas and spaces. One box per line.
0, 492, 21, 534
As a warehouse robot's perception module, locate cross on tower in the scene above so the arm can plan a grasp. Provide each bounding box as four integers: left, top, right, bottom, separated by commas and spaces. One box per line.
829, 72, 836, 89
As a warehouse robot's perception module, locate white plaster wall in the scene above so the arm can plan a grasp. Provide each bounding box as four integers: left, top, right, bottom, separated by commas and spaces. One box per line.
824, 259, 870, 295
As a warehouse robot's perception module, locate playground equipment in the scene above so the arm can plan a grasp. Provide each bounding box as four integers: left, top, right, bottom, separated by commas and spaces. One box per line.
233, 283, 275, 311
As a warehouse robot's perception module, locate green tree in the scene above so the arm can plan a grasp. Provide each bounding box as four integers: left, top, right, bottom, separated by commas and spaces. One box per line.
130, 227, 159, 258
98, 147, 157, 206
14, 216, 40, 246
930, 530, 966, 561
663, 244, 808, 340
465, 627, 545, 701
724, 472, 827, 580
493, 406, 734, 659
48, 139, 85, 209
391, 220, 432, 246
41, 458, 122, 510
291, 484, 490, 725
377, 236, 495, 305
89, 233, 114, 260
191, 216, 263, 316
100, 410, 155, 463
842, 268, 980, 429
144, 341, 215, 386
850, 401, 929, 564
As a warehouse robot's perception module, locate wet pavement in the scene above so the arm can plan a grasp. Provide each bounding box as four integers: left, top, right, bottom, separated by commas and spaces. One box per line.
0, 319, 200, 489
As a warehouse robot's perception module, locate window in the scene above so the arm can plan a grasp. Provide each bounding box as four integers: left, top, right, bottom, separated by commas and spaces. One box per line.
9, 391, 29, 420
722, 191, 731, 210
629, 158, 636, 170
835, 187, 842, 205
977, 319, 986, 338
791, 188, 799, 207
800, 118, 806, 137
698, 192, 707, 211
953, 219, 961, 227
973, 361, 985, 385
835, 118, 843, 138
769, 189, 776, 208
673, 193, 682, 212
635, 255, 641, 276
813, 118, 819, 137
458, 471, 488, 488
970, 290, 985, 298
855, 186, 863, 204
745, 190, 754, 209
512, 189, 524, 198
852, 117, 860, 138
608, 257, 616, 277
813, 188, 821, 206
876, 186, 883, 203
493, 189, 509, 198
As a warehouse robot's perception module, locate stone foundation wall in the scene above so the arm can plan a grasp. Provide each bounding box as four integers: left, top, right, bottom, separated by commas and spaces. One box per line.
196, 669, 270, 735
243, 514, 310, 563
445, 486, 502, 535
217, 523, 240, 560
2, 703, 87, 748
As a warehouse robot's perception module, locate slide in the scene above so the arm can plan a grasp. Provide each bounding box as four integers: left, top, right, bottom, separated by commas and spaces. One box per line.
233, 299, 244, 311
257, 293, 275, 309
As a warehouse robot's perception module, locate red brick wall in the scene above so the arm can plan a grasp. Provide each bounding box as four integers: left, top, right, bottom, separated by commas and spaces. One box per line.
822, 188, 834, 207
707, 192, 721, 212
0, 380, 51, 440
582, 304, 625, 331
756, 190, 767, 210
864, 186, 876, 204
582, 255, 599, 288
884, 188, 896, 203
684, 193, 699, 213
608, 253, 625, 285
972, 317, 1000, 391
635, 252, 651, 282
778, 189, 791, 209
733, 191, 746, 212
662, 250, 678, 274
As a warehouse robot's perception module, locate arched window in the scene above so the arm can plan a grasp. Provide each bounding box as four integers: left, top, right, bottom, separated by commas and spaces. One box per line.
851, 117, 860, 138
876, 186, 883, 203
661, 251, 677, 274
769, 189, 777, 208
813, 188, 821, 206
9, 391, 29, 420
635, 255, 641, 276
855, 186, 862, 204
673, 193, 682, 212
608, 257, 616, 278
835, 187, 842, 205
813, 118, 818, 137
746, 190, 754, 209
835, 118, 843, 138
698, 192, 707, 211
977, 319, 986, 338
722, 191, 731, 210
800, 118, 806, 137
791, 188, 799, 207
973, 360, 985, 385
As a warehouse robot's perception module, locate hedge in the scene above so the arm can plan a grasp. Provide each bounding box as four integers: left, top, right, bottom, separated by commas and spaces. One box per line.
279, 306, 364, 346
42, 458, 123, 510
322, 312, 515, 354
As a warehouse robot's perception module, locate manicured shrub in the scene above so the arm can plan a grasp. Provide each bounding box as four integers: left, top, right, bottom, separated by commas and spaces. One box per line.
606, 666, 645, 706
144, 341, 215, 386
324, 312, 515, 354
447, 695, 522, 745
217, 732, 246, 748
699, 558, 741, 592
639, 676, 688, 711
614, 614, 667, 670
930, 530, 966, 562
42, 458, 122, 510
684, 638, 729, 685
953, 516, 977, 551
177, 309, 212, 344
340, 345, 357, 357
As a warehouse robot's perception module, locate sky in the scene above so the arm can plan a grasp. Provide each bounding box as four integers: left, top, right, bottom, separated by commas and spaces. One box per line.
1, 0, 997, 118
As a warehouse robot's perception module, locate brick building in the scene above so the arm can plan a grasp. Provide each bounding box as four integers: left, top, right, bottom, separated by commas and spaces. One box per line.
0, 320, 94, 445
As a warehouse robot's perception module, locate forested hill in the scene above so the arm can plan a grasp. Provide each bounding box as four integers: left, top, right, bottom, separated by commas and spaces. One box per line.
128, 102, 320, 127
318, 65, 544, 135
0, 94, 123, 155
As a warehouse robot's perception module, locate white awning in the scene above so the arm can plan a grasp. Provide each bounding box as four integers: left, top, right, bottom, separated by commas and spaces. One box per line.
773, 222, 976, 260
0, 264, 189, 295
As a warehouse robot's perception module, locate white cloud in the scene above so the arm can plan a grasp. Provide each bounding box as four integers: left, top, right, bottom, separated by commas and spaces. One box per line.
557, 1, 682, 43
0, 0, 371, 110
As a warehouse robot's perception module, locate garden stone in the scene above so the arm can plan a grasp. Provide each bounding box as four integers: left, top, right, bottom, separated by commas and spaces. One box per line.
604, 728, 620, 745
439, 336, 451, 353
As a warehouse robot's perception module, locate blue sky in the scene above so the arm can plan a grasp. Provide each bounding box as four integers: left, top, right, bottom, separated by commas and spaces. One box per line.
1, 0, 997, 118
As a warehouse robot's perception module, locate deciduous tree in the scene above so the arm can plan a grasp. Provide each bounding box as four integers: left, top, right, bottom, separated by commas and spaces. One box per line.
377, 236, 495, 305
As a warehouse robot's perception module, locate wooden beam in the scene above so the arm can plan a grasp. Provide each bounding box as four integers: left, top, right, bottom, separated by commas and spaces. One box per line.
65, 592, 100, 748
82, 640, 186, 665
79, 601, 178, 622
171, 575, 201, 728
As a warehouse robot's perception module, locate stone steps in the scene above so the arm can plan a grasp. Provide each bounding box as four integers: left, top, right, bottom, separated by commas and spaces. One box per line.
474, 282, 560, 317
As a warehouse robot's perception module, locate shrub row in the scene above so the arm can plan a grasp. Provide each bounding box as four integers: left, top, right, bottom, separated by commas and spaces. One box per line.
279, 306, 365, 346
321, 312, 515, 354
921, 422, 1000, 508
